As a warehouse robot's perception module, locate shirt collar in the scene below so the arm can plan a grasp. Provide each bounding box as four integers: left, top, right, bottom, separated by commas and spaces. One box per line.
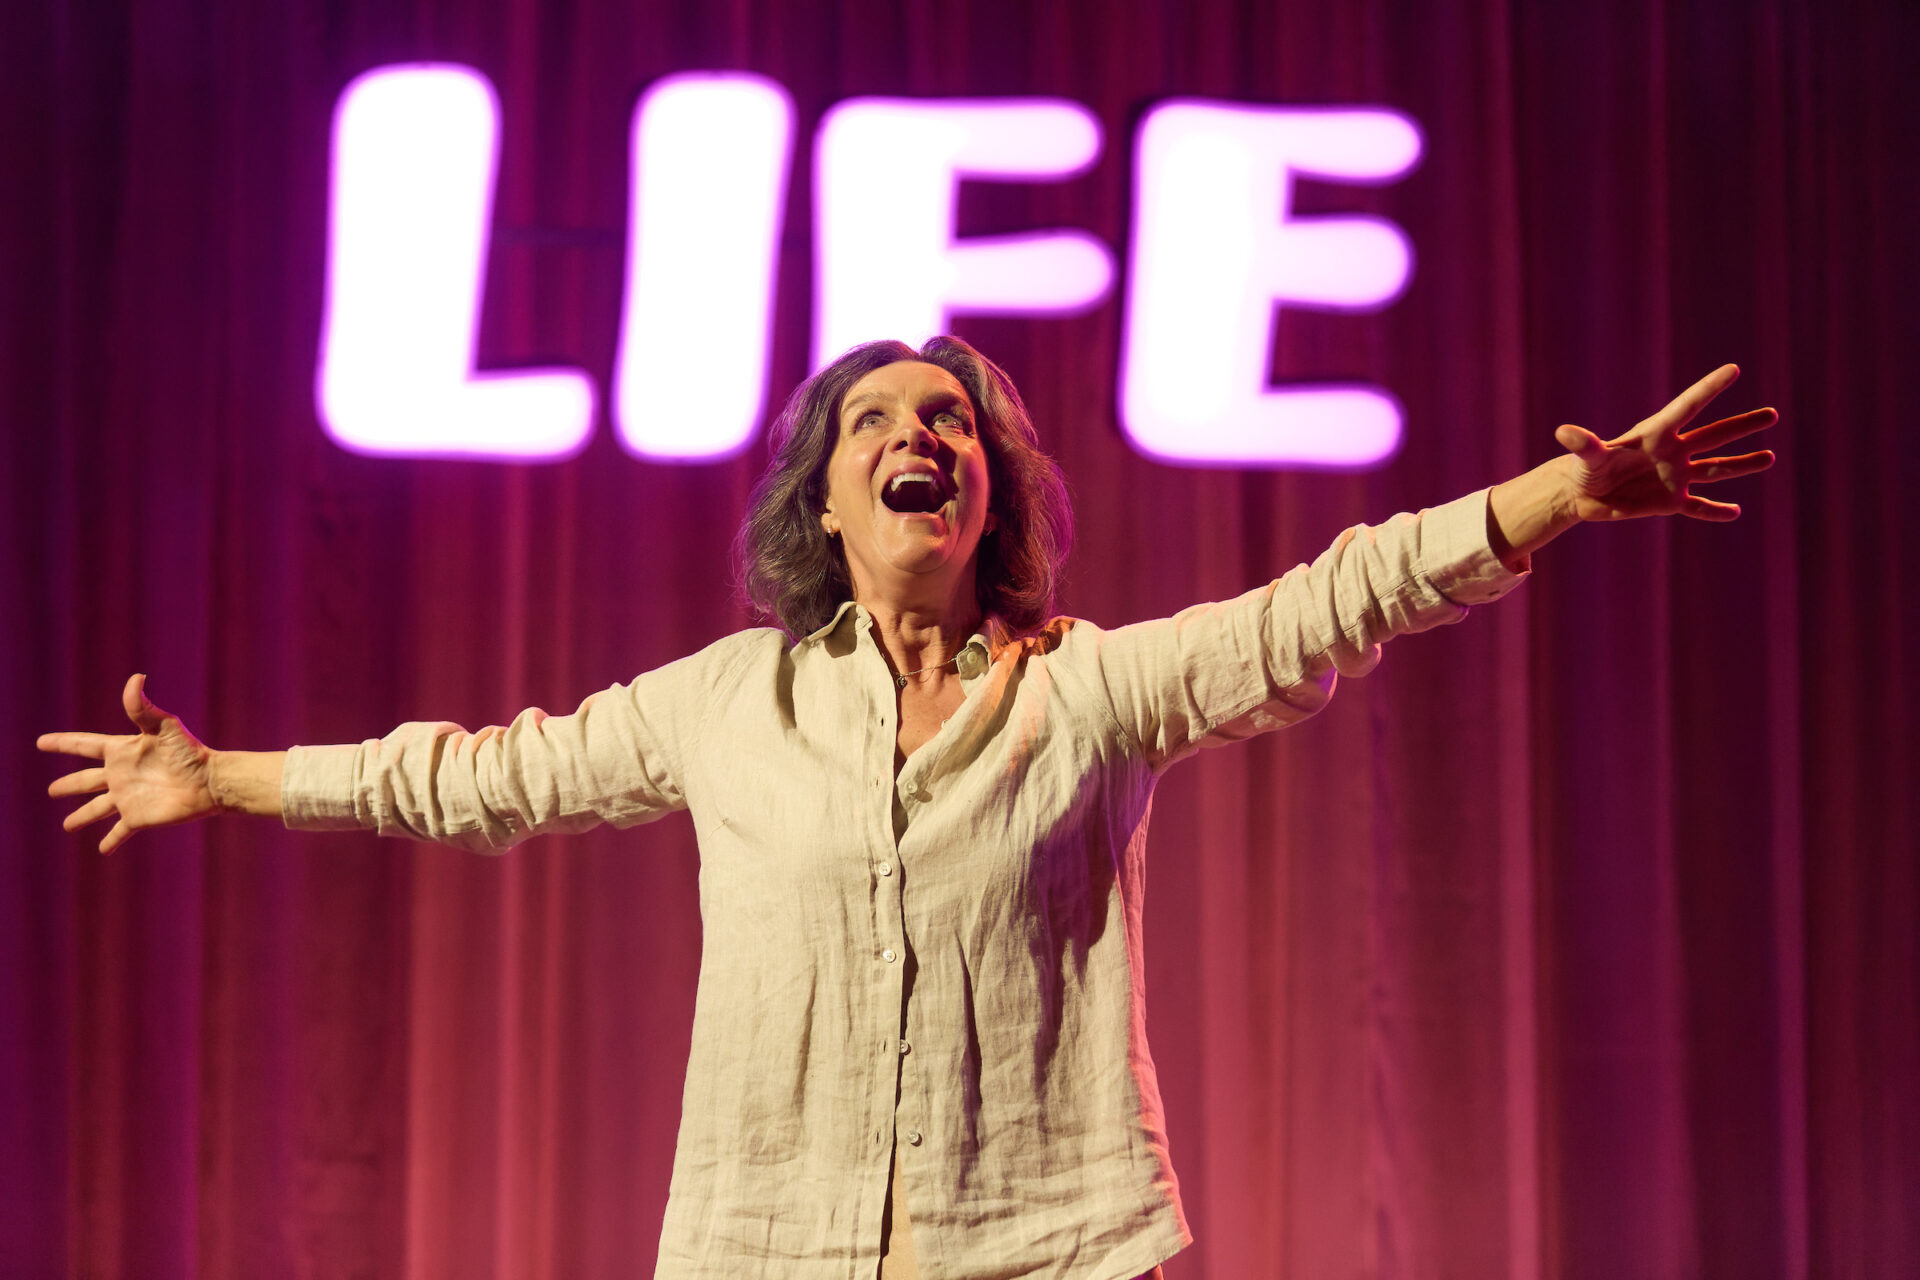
802, 598, 864, 645
802, 599, 1000, 677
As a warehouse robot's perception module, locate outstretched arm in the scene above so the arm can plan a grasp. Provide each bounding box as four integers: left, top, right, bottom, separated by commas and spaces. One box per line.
1085, 363, 1778, 770
37, 674, 283, 854
1487, 363, 1777, 569
45, 644, 714, 856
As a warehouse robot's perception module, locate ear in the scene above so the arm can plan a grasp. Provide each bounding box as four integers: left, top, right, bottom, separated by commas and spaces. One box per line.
984, 511, 998, 534
820, 505, 839, 537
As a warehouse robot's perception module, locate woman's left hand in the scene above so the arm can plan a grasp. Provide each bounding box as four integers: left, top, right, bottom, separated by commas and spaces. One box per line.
1553, 363, 1778, 523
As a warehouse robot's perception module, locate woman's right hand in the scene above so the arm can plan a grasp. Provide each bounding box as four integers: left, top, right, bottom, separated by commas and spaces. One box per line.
38, 674, 221, 854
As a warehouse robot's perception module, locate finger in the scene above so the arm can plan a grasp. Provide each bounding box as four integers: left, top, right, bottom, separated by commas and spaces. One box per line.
100, 820, 134, 856
63, 793, 118, 832
1649, 364, 1741, 434
1555, 423, 1607, 462
1681, 494, 1742, 522
123, 673, 167, 735
48, 767, 108, 798
36, 732, 111, 759
1680, 406, 1778, 452
1688, 450, 1775, 484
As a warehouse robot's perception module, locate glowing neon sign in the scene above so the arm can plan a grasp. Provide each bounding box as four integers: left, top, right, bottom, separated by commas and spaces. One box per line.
614, 74, 793, 461
813, 98, 1112, 366
317, 66, 596, 459
317, 65, 1423, 469
1122, 104, 1420, 468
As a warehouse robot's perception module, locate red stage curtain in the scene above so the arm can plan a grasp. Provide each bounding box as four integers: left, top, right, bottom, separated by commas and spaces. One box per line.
4, 1, 1913, 1276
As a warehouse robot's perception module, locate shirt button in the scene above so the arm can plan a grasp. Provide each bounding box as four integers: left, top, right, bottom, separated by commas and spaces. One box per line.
905, 1130, 923, 1146
881, 948, 897, 963
899, 1040, 911, 1056
878, 861, 893, 877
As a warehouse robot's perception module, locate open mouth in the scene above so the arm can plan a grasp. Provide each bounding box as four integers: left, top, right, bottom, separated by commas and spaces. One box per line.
880, 471, 952, 515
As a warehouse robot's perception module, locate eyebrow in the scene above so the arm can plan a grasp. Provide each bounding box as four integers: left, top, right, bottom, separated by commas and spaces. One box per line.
840, 388, 974, 422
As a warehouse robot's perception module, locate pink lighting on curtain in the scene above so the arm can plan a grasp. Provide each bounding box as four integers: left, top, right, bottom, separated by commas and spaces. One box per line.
812, 98, 1113, 367
1120, 103, 1422, 469
612, 74, 794, 461
316, 65, 595, 460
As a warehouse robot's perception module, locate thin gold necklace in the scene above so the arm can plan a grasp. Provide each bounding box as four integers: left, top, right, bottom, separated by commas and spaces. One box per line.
892, 655, 957, 689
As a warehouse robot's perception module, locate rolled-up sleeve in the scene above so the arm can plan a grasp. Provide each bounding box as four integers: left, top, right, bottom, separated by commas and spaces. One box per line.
1089, 488, 1527, 771
281, 642, 740, 851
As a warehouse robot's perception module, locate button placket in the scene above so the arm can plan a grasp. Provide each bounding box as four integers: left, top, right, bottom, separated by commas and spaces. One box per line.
896, 761, 933, 810
833, 610, 917, 1212
859, 614, 923, 1196
867, 652, 906, 1150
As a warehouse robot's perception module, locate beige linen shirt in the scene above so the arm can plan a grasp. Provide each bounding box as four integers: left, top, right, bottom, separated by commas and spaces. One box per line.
282, 490, 1525, 1280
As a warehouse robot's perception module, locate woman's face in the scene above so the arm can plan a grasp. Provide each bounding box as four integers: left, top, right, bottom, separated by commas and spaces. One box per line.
820, 360, 995, 614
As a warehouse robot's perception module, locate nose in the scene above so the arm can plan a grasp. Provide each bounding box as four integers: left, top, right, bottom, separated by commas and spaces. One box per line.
889, 417, 943, 456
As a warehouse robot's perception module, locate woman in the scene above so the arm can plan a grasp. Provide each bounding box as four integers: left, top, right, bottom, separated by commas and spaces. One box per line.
39, 337, 1775, 1279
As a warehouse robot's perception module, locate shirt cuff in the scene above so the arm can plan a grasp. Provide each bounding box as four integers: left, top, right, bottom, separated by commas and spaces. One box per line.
281, 743, 367, 831
1418, 488, 1531, 605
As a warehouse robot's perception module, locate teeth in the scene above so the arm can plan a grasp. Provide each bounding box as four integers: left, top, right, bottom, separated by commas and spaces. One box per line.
882, 472, 948, 515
